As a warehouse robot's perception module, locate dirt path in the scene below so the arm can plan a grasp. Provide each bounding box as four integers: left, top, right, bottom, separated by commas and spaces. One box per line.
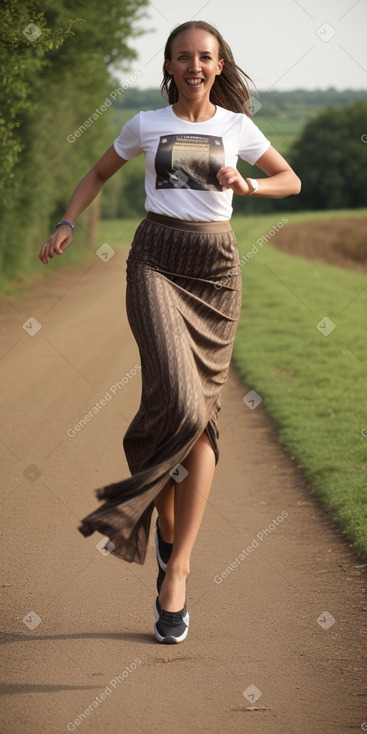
1, 248, 366, 734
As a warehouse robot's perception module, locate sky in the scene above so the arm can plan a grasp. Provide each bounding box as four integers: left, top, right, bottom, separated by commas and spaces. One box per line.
115, 0, 367, 92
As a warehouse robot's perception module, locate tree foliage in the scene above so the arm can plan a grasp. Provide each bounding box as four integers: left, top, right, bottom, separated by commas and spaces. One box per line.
287, 101, 367, 210
0, 1, 81, 184
0, 0, 147, 281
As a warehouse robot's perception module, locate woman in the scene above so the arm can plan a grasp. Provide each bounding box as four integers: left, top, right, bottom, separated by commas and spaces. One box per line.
39, 20, 301, 644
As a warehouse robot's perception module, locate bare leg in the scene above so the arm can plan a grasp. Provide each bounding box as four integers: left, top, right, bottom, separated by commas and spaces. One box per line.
158, 430, 215, 611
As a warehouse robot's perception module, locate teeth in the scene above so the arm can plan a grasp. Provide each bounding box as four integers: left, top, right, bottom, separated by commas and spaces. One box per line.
186, 79, 202, 85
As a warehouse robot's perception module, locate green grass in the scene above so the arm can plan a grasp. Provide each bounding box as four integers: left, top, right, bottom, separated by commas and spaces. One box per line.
230, 211, 367, 560
254, 118, 304, 155
1, 215, 140, 301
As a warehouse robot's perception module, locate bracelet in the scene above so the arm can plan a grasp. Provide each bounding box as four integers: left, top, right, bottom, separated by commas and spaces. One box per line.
56, 220, 74, 230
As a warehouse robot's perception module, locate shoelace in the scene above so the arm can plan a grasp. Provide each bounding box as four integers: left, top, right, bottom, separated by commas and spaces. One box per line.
159, 606, 188, 626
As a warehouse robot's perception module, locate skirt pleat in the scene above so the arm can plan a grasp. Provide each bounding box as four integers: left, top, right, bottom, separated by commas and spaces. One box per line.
78, 212, 242, 563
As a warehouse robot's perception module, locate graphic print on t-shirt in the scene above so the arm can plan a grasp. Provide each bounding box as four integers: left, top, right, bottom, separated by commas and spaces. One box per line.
155, 134, 225, 191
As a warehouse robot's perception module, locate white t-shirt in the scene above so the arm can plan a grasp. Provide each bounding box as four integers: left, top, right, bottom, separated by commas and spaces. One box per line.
113, 105, 271, 221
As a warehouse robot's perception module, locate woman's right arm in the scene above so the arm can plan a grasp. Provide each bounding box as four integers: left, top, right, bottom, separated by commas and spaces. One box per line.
39, 145, 128, 264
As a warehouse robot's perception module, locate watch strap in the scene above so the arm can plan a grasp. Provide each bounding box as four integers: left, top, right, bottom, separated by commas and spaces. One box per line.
245, 178, 259, 195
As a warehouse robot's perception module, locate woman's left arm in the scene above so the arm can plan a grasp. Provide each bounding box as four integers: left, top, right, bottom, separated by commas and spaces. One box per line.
217, 145, 301, 198
250, 145, 302, 197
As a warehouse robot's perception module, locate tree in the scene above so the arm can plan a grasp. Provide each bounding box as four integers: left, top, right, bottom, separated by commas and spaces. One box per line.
0, 0, 148, 282
0, 1, 81, 192
288, 101, 367, 210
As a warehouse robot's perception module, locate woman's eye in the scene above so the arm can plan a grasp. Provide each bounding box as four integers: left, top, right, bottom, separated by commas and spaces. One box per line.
177, 55, 211, 61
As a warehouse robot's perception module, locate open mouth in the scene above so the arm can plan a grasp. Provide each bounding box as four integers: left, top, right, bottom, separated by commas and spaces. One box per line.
186, 78, 204, 86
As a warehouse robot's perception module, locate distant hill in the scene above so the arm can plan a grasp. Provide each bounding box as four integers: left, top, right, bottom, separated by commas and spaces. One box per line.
115, 86, 367, 118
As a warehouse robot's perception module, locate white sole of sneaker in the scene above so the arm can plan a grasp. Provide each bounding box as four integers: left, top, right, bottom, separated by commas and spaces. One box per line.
153, 599, 189, 644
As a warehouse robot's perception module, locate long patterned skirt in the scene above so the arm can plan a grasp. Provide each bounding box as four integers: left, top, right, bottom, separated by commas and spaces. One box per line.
78, 211, 242, 563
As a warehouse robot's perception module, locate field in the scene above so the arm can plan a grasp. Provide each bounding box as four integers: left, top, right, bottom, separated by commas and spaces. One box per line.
251, 118, 303, 155
230, 209, 367, 559
269, 215, 367, 273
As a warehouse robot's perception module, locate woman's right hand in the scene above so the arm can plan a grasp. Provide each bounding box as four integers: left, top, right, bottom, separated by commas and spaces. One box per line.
39, 225, 74, 265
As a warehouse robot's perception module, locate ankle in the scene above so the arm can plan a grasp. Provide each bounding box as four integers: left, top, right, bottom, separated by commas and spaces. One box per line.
165, 560, 190, 579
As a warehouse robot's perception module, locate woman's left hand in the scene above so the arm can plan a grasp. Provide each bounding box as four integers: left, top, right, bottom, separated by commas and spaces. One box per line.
216, 166, 250, 195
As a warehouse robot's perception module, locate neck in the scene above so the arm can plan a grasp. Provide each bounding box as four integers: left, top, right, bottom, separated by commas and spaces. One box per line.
172, 99, 216, 122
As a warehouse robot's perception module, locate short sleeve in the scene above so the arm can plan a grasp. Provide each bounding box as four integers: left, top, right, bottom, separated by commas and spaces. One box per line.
238, 115, 271, 166
113, 112, 143, 160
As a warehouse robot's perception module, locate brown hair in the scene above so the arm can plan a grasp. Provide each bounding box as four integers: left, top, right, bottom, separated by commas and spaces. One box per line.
160, 20, 257, 116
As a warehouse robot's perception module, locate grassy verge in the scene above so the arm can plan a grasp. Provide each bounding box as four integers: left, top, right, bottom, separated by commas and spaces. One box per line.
1, 216, 140, 300
230, 211, 367, 560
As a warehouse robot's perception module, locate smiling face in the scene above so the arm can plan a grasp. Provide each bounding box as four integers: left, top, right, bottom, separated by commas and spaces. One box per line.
165, 29, 224, 103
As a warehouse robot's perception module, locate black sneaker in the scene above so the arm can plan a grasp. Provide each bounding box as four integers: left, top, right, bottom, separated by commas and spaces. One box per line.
154, 596, 189, 644
154, 517, 173, 594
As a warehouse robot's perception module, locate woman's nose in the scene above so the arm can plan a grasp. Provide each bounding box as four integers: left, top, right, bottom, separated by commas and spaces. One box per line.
188, 56, 201, 72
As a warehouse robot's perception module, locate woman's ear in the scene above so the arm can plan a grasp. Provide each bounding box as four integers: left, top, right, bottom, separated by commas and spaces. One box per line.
216, 58, 224, 75
164, 59, 172, 76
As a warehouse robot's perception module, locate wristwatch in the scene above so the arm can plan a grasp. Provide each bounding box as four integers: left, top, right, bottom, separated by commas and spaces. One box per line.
245, 178, 259, 195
